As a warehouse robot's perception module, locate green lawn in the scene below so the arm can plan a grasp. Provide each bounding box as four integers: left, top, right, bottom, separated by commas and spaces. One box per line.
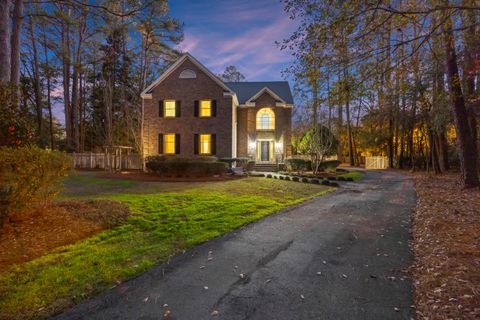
338, 170, 365, 181
0, 173, 332, 319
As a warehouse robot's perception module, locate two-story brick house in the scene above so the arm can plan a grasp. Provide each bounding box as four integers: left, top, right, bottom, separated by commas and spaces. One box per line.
140, 53, 293, 164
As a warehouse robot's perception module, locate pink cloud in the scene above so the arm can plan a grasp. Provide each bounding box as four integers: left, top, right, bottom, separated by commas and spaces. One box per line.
176, 13, 297, 80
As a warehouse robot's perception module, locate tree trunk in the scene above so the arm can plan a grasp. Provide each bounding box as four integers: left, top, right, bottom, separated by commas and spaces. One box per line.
10, 0, 23, 88
42, 20, 54, 150
344, 67, 354, 166
337, 69, 343, 162
62, 15, 72, 150
0, 0, 11, 84
462, 3, 479, 169
29, 17, 43, 140
443, 14, 479, 188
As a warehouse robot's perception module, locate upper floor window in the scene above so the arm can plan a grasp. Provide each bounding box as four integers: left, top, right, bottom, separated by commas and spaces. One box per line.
194, 100, 216, 117
179, 69, 197, 79
256, 108, 275, 130
159, 100, 181, 118
200, 100, 211, 117
164, 100, 176, 117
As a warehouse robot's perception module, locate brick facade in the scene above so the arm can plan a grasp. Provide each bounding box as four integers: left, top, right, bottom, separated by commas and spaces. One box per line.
143, 59, 233, 158
142, 57, 292, 162
236, 92, 292, 160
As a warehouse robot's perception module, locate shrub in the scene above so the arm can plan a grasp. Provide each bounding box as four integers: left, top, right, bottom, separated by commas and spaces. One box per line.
304, 160, 312, 171
266, 174, 272, 178
337, 176, 346, 181
234, 158, 255, 171
284, 176, 291, 181
329, 182, 340, 187
285, 158, 307, 172
301, 177, 309, 183
273, 175, 278, 179
292, 176, 300, 182
346, 177, 354, 182
0, 147, 71, 222
279, 176, 284, 180
311, 179, 320, 184
319, 160, 341, 172
321, 180, 330, 186
145, 156, 227, 177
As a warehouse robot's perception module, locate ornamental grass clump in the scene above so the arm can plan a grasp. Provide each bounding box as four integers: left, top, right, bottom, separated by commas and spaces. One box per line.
0, 147, 71, 224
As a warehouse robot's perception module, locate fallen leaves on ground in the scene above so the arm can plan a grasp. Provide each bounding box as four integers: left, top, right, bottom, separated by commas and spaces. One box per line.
0, 200, 130, 272
412, 172, 480, 319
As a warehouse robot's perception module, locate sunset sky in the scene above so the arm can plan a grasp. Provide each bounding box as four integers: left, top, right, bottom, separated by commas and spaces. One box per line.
170, 0, 298, 81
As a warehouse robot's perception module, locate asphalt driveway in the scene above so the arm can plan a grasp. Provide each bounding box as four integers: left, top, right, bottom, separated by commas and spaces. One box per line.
53, 170, 416, 320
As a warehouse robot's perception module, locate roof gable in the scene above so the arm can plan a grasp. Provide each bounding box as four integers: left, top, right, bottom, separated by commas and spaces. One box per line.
245, 87, 286, 104
141, 53, 234, 99
225, 81, 294, 105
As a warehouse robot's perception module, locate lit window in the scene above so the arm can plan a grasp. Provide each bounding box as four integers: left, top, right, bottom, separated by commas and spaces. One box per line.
200, 100, 211, 117
164, 100, 176, 117
164, 134, 175, 154
256, 108, 275, 130
200, 134, 211, 154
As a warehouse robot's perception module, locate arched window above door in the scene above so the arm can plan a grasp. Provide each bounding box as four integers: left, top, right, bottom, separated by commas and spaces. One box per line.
256, 108, 275, 130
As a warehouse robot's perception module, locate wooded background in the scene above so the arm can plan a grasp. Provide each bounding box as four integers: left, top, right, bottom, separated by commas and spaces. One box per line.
282, 0, 479, 188
0, 0, 182, 152
0, 0, 478, 187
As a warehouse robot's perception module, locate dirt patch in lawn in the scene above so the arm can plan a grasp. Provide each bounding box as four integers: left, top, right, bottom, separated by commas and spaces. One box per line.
0, 200, 130, 272
412, 172, 480, 319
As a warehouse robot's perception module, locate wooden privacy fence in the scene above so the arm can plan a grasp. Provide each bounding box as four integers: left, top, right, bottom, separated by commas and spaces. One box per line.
72, 152, 142, 171
365, 156, 388, 169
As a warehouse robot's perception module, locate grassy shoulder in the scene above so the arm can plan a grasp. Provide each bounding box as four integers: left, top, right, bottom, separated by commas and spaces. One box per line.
0, 176, 332, 319
338, 170, 365, 181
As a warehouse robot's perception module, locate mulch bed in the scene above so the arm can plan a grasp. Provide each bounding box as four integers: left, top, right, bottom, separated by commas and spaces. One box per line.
412, 172, 480, 319
0, 200, 130, 272
99, 171, 244, 182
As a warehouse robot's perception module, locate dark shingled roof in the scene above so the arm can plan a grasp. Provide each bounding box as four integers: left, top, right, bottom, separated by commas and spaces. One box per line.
225, 81, 294, 105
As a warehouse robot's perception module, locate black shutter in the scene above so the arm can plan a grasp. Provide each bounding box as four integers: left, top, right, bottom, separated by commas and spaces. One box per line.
158, 133, 163, 154
194, 100, 199, 117
212, 100, 217, 117
194, 134, 199, 154
175, 134, 180, 154
211, 134, 216, 155
176, 101, 181, 117
159, 100, 164, 117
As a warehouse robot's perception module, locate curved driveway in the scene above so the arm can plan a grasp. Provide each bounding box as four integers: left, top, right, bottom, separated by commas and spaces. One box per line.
53, 170, 416, 320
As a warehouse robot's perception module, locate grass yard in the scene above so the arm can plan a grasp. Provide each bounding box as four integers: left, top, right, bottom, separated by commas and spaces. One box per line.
338, 170, 365, 181
0, 172, 332, 319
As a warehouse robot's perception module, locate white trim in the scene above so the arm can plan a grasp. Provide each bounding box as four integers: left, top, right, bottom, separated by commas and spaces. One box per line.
245, 87, 286, 104
238, 103, 293, 108
140, 53, 234, 99
224, 91, 239, 106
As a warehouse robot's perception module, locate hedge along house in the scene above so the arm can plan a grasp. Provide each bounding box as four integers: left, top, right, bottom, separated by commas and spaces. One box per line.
140, 53, 293, 165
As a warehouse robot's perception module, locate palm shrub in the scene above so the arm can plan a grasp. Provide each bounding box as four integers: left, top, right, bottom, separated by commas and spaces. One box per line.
0, 147, 71, 224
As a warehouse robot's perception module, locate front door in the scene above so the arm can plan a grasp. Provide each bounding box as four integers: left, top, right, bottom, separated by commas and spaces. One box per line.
260, 141, 270, 162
